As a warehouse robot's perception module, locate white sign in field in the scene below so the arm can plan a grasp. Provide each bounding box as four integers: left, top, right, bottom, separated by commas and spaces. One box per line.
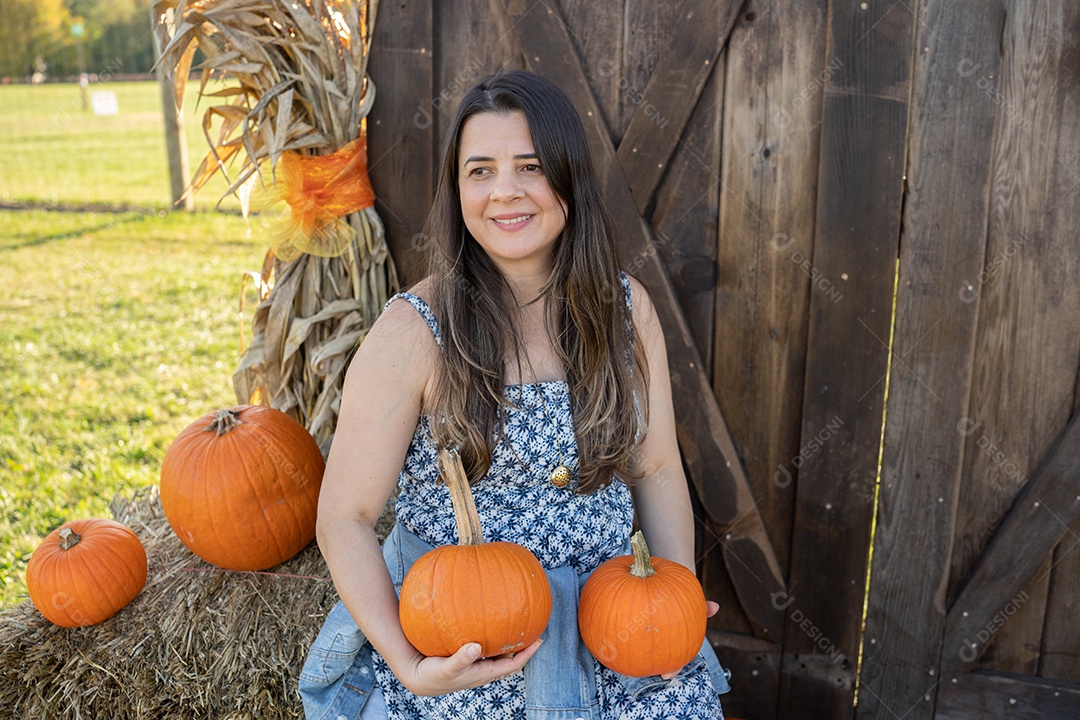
91, 91, 119, 116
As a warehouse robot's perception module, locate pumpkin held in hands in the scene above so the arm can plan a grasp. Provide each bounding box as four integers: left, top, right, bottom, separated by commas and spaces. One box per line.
26, 519, 148, 628
578, 531, 707, 677
160, 406, 324, 571
398, 449, 552, 658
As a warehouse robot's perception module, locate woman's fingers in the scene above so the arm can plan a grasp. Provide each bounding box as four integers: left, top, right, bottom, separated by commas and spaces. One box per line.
411, 638, 544, 695
480, 638, 543, 673
445, 642, 483, 672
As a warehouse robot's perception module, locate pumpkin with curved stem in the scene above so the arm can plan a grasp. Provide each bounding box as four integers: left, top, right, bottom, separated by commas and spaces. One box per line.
160, 405, 325, 571
398, 448, 552, 658
578, 530, 707, 677
26, 519, 148, 628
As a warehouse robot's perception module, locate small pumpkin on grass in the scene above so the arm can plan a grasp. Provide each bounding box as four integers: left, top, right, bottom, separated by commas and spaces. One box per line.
398, 448, 552, 658
26, 518, 148, 628
159, 405, 324, 571
578, 530, 707, 677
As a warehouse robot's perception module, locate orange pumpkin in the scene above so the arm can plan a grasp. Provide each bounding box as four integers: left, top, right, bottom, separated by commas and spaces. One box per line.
578, 531, 707, 677
398, 449, 552, 658
26, 519, 147, 628
160, 406, 324, 571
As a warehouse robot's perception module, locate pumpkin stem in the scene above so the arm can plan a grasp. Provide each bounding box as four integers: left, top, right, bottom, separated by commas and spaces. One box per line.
204, 408, 244, 435
629, 531, 657, 578
58, 527, 82, 550
439, 448, 485, 546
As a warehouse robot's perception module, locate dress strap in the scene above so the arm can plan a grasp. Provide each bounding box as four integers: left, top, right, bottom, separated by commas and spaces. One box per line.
384, 292, 441, 346
618, 272, 634, 343
618, 271, 646, 444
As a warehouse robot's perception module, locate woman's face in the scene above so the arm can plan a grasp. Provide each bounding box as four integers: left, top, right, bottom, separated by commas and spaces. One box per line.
457, 110, 568, 278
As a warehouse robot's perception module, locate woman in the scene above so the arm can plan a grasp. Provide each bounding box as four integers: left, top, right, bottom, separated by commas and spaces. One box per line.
301, 69, 728, 719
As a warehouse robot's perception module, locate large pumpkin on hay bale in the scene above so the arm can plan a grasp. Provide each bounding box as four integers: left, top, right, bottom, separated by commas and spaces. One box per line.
26, 518, 147, 628
160, 405, 324, 571
398, 449, 552, 658
578, 530, 708, 677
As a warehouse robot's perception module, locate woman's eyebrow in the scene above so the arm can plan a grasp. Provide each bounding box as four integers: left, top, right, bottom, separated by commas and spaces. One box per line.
463, 152, 539, 164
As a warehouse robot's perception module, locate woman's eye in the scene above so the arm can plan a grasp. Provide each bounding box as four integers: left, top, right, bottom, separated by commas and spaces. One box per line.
467, 167, 489, 177
522, 163, 542, 173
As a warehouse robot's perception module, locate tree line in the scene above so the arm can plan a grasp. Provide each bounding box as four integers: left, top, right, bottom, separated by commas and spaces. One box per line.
0, 0, 156, 81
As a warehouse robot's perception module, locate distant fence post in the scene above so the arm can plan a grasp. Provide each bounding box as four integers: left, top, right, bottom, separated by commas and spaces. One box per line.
149, 4, 193, 212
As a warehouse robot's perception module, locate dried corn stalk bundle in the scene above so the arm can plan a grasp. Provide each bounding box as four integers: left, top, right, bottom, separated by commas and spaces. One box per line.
153, 0, 397, 452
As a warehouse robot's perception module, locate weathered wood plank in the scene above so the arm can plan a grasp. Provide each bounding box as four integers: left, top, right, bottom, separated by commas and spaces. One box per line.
620, 0, 681, 137
1048, 358, 1080, 682
973, 558, 1052, 675
942, 413, 1080, 671
651, 46, 724, 381
1037, 0, 1080, 686
367, 0, 434, 285
1040, 512, 1080, 683
649, 55, 743, 632
617, 0, 743, 213
947, 0, 1080, 675
622, 0, 728, 367
776, 0, 914, 716
853, 3, 1005, 719
712, 0, 828, 583
936, 670, 1080, 719
693, 467, 755, 637
707, 629, 781, 720
556, 0, 624, 143
500, 0, 787, 641
432, 0, 524, 151
700, 514, 754, 637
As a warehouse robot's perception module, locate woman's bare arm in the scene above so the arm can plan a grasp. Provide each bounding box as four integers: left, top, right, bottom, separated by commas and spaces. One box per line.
316, 297, 539, 696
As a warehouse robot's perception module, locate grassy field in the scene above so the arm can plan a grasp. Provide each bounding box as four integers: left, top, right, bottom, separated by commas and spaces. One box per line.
0, 82, 268, 608
0, 80, 241, 211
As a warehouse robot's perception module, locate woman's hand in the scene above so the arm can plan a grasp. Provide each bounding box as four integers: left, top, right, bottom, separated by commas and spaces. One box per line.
659, 601, 719, 680
398, 639, 544, 696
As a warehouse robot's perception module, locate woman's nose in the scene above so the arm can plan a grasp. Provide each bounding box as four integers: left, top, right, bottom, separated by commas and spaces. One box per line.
489, 168, 523, 202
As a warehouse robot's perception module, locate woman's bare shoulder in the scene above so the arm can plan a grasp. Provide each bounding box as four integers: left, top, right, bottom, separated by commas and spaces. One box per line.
350, 281, 440, 381
371, 276, 438, 337
623, 273, 659, 326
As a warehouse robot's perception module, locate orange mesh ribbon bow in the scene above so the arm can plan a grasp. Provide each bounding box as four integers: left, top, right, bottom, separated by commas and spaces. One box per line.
267, 135, 376, 261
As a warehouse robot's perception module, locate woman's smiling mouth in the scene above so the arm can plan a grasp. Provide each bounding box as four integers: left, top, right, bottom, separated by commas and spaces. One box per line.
491, 214, 536, 230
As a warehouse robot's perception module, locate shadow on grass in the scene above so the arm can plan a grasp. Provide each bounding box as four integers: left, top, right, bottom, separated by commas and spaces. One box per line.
0, 214, 145, 252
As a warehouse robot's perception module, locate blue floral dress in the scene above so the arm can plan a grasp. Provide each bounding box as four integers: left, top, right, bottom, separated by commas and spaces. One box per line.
372, 280, 724, 720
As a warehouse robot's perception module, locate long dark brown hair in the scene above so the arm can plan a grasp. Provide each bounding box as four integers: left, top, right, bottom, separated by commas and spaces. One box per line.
421, 70, 648, 493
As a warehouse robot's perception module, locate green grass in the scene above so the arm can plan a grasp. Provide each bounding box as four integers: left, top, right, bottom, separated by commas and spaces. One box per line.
0, 80, 242, 210
0, 79, 275, 609
0, 209, 264, 608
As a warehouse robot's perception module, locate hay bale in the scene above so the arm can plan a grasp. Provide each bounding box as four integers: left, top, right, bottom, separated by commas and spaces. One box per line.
0, 488, 395, 719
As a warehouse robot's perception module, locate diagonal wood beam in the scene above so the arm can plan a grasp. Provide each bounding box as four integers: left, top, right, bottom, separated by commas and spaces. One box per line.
502, 0, 786, 640
942, 411, 1080, 670
615, 0, 745, 213
936, 670, 1080, 719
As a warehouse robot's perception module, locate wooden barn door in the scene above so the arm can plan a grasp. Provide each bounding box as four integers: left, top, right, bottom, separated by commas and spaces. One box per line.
365, 1, 1080, 719
858, 2, 1080, 719
366, 0, 880, 718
